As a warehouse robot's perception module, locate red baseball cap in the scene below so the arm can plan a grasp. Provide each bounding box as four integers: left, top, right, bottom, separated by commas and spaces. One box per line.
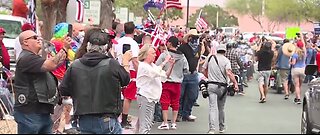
0, 27, 6, 33
21, 23, 35, 31
297, 40, 304, 48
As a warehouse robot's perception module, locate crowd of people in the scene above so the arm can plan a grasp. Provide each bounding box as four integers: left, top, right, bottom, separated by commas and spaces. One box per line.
1, 12, 320, 133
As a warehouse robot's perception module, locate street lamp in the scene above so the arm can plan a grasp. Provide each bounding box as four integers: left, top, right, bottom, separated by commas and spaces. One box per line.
186, 0, 190, 28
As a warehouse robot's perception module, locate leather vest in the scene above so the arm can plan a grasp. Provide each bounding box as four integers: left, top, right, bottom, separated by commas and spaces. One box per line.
14, 51, 59, 107
66, 59, 124, 117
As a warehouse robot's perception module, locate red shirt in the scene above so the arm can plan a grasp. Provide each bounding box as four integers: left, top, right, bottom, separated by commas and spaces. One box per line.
316, 52, 320, 72
0, 40, 10, 70
12, 0, 29, 19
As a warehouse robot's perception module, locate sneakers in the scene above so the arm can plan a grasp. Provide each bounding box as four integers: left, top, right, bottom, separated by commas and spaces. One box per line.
238, 92, 245, 96
193, 102, 200, 107
182, 115, 196, 122
189, 115, 197, 119
284, 95, 289, 100
157, 123, 169, 130
219, 128, 225, 133
171, 123, 177, 130
207, 129, 215, 134
121, 121, 134, 129
294, 98, 301, 104
63, 128, 80, 134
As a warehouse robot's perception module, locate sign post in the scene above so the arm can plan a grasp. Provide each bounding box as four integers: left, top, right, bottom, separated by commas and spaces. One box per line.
83, 0, 101, 25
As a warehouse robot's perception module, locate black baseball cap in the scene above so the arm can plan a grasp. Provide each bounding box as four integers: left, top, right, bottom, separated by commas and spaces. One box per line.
89, 31, 110, 46
167, 36, 179, 47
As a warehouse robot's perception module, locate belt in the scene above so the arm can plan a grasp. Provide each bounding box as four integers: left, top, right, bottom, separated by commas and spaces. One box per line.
207, 81, 228, 87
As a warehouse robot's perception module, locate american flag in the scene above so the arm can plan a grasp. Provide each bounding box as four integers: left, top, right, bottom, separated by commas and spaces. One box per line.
76, 0, 84, 22
27, 0, 36, 32
195, 10, 208, 31
165, 0, 182, 10
151, 25, 167, 47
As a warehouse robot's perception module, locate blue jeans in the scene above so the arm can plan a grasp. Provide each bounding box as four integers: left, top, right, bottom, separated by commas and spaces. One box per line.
13, 111, 53, 134
179, 73, 199, 118
78, 115, 122, 134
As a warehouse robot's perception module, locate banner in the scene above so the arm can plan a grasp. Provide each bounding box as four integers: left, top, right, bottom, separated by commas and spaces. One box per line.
285, 27, 300, 39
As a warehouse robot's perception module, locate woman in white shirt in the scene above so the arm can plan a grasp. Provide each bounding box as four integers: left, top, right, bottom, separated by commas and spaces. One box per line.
135, 44, 175, 134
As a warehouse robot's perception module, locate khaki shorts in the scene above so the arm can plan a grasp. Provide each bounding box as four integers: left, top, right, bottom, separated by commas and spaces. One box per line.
279, 69, 289, 83
257, 71, 271, 86
291, 68, 305, 80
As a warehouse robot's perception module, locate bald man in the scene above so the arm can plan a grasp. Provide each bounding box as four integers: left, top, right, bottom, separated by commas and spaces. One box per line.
13, 30, 71, 134
72, 23, 85, 48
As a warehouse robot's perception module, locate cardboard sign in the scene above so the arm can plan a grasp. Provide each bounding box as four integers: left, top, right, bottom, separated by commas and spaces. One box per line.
286, 27, 300, 39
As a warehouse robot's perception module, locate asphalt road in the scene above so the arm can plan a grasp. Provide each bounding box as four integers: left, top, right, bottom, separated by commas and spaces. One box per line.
125, 80, 306, 134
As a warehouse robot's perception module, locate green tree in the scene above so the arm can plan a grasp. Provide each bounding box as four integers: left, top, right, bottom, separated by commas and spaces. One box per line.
300, 0, 320, 22
188, 5, 238, 29
226, 0, 265, 31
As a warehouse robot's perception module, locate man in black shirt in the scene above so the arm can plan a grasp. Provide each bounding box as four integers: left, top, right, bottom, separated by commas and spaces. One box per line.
14, 30, 71, 134
177, 29, 201, 121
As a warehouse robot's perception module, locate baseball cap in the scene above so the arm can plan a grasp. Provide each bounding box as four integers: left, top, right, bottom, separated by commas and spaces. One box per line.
167, 36, 179, 47
216, 44, 227, 52
0, 27, 6, 33
89, 31, 110, 46
21, 23, 35, 31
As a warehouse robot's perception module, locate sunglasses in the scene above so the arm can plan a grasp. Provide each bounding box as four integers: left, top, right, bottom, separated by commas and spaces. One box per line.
24, 35, 38, 40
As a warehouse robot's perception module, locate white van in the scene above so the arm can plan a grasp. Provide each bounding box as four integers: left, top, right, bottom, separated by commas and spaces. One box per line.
221, 27, 239, 36
0, 15, 27, 71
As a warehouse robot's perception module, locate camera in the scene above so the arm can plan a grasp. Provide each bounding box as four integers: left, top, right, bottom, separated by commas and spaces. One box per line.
227, 85, 235, 96
199, 80, 209, 98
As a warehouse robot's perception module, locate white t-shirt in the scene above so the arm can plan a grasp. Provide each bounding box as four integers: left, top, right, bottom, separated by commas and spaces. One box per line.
115, 36, 139, 70
14, 37, 22, 61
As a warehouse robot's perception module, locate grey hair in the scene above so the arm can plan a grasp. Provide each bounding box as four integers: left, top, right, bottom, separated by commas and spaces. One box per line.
86, 42, 108, 54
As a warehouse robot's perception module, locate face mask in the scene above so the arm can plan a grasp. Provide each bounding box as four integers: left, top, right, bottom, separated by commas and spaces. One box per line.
77, 31, 85, 39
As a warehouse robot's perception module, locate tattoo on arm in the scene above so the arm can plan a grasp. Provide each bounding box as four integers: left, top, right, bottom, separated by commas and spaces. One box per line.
52, 49, 67, 65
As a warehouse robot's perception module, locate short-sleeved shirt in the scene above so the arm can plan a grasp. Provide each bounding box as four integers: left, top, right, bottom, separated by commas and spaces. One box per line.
203, 54, 231, 84
115, 36, 139, 70
14, 50, 54, 114
292, 53, 306, 68
256, 50, 274, 71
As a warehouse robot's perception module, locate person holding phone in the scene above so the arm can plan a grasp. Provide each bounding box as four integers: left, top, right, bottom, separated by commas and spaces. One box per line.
115, 22, 140, 129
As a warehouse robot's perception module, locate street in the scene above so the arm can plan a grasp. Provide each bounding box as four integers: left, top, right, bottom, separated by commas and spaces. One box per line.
125, 80, 305, 134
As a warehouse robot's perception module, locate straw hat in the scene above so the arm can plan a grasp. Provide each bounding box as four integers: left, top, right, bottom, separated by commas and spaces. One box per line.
183, 29, 200, 43
282, 43, 296, 57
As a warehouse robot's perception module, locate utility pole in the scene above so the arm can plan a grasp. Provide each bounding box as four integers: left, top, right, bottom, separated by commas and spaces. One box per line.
186, 0, 189, 28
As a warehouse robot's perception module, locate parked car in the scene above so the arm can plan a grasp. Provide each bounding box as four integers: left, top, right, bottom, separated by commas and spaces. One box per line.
301, 65, 320, 134
0, 15, 27, 72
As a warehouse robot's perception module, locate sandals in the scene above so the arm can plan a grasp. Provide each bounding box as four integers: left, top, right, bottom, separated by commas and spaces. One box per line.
259, 98, 266, 103
284, 95, 289, 100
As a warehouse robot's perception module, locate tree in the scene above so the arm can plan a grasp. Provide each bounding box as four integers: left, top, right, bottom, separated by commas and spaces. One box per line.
300, 0, 320, 22
41, 0, 58, 40
100, 0, 114, 29
226, 0, 265, 31
188, 5, 238, 29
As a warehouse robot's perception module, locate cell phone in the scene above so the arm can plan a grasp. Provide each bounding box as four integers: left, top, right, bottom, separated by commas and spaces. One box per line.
67, 24, 73, 37
122, 44, 131, 54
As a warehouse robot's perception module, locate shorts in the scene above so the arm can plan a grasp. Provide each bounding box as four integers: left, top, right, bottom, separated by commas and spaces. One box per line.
160, 82, 181, 111
257, 70, 271, 86
291, 68, 305, 80
122, 70, 137, 100
279, 69, 289, 83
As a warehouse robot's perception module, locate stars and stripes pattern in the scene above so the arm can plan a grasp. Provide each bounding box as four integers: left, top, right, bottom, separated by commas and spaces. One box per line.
76, 0, 84, 22
165, 0, 182, 10
150, 25, 168, 47
195, 10, 208, 31
27, 0, 36, 32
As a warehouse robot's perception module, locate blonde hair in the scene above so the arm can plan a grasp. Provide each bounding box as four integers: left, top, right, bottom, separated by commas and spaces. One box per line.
296, 47, 305, 60
138, 44, 153, 62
